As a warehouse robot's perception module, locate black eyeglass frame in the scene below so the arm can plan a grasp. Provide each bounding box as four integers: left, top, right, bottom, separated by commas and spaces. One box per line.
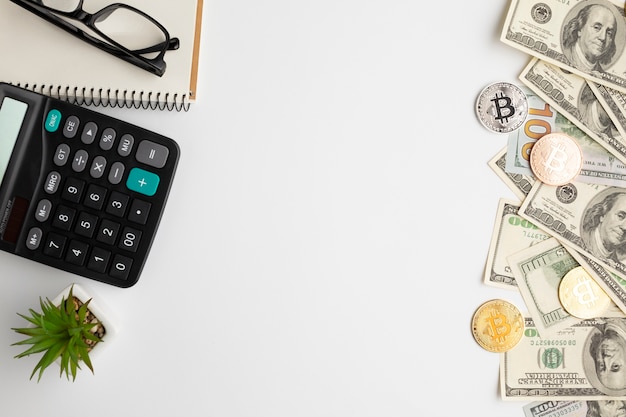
9, 0, 180, 77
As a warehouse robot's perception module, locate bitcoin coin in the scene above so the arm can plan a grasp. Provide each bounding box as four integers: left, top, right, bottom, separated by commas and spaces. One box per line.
475, 81, 528, 134
529, 132, 583, 186
558, 266, 612, 319
471, 299, 524, 353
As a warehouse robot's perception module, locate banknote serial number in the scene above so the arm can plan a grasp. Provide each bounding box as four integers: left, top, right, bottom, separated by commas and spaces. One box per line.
541, 402, 582, 417
522, 230, 549, 241
529, 339, 576, 346
536, 404, 581, 417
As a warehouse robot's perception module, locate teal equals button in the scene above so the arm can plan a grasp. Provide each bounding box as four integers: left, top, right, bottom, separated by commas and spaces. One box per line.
126, 167, 160, 196
45, 109, 62, 132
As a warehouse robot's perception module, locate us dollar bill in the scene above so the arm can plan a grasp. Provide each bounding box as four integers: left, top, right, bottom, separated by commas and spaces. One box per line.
501, 316, 626, 401
488, 147, 534, 200
519, 58, 626, 175
506, 85, 555, 175
507, 237, 582, 334
484, 198, 551, 289
518, 180, 626, 290
589, 82, 626, 139
501, 0, 626, 94
523, 400, 597, 417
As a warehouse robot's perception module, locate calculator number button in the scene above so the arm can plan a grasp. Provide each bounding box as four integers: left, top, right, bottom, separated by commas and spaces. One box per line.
44, 171, 61, 194
106, 191, 129, 217
84, 184, 107, 210
53, 205, 76, 231
88, 247, 111, 273
126, 167, 160, 196
43, 233, 66, 258
97, 219, 120, 246
110, 254, 133, 280
75, 212, 98, 238
119, 227, 142, 253
61, 177, 85, 203
34, 199, 52, 222
54, 144, 71, 166
136, 140, 169, 168
63, 115, 80, 139
66, 240, 88, 266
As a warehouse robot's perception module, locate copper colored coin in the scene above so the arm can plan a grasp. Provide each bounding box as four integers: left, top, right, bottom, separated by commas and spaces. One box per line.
471, 299, 524, 353
529, 133, 583, 185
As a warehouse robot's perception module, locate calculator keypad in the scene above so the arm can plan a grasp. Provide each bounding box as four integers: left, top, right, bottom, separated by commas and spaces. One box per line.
18, 102, 178, 288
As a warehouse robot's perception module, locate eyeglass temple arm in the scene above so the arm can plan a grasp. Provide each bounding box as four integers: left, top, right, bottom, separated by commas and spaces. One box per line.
130, 37, 180, 55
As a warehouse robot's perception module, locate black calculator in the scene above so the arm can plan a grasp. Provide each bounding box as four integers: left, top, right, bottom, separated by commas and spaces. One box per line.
0, 83, 180, 288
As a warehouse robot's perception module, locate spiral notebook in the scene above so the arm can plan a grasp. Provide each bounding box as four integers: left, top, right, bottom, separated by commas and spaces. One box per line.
0, 0, 203, 111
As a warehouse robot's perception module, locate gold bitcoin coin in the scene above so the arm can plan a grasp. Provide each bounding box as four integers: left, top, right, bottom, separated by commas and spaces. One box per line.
529, 132, 583, 186
471, 299, 524, 353
558, 266, 612, 319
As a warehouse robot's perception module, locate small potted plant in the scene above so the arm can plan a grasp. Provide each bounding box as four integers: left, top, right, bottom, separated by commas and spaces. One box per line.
11, 283, 116, 381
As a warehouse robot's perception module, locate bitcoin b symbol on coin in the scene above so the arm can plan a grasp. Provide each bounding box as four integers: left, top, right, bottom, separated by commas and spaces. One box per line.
542, 142, 568, 174
558, 266, 612, 319
487, 310, 512, 343
529, 133, 583, 186
471, 299, 524, 352
491, 92, 517, 125
475, 82, 528, 134
572, 277, 600, 307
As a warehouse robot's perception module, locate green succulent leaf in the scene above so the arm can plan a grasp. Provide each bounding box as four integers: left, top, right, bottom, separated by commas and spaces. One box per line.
13, 335, 65, 357
11, 285, 104, 382
31, 339, 66, 382
59, 348, 70, 379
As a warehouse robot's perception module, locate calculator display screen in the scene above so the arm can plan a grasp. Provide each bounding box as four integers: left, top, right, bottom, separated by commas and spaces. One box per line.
0, 97, 28, 183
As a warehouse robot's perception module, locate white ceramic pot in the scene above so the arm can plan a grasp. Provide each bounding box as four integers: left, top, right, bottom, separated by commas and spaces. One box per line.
50, 283, 118, 366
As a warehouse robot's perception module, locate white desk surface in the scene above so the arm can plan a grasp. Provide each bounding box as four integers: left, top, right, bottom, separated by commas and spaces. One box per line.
0, 1, 534, 415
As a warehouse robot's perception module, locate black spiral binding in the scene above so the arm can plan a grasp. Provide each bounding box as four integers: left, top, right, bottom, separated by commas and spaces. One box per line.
14, 83, 191, 112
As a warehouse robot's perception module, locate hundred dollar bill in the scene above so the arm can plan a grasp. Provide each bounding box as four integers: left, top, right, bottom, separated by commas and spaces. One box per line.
501, 0, 626, 94
523, 400, 603, 417
484, 198, 551, 289
519, 180, 626, 289
507, 237, 582, 334
518, 58, 626, 177
501, 316, 626, 400
505, 85, 555, 174
488, 147, 534, 200
589, 82, 626, 140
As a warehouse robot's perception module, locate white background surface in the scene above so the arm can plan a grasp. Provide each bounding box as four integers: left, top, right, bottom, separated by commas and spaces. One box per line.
0, 0, 535, 415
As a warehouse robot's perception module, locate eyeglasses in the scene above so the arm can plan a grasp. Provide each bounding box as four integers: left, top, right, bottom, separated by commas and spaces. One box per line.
9, 0, 180, 77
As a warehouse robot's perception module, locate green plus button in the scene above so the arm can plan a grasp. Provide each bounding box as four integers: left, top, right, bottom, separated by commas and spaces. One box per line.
126, 167, 160, 196
45, 109, 62, 132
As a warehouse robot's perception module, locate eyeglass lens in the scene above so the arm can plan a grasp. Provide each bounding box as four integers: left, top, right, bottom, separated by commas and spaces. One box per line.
41, 0, 79, 13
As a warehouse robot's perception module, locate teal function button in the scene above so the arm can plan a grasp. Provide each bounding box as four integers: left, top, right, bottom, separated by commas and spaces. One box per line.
45, 109, 62, 132
126, 167, 160, 196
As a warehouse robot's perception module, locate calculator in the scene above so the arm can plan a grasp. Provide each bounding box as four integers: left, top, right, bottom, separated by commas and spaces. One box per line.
0, 83, 180, 288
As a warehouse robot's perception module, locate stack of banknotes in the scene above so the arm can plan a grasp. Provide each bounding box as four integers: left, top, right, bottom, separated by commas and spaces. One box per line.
485, 0, 626, 415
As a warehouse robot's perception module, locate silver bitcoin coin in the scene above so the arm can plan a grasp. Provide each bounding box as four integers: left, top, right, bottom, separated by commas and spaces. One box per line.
475, 81, 528, 134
